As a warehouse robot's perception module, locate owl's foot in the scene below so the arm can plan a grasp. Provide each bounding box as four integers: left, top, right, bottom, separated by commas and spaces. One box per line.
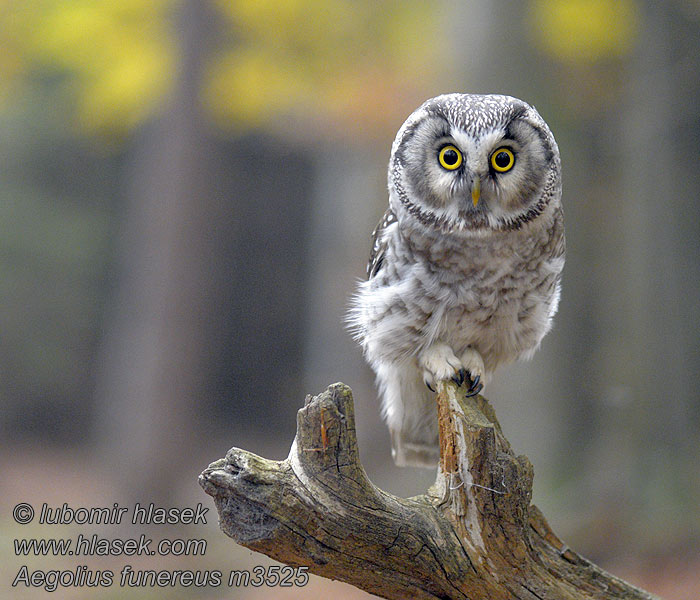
419, 344, 486, 397
459, 348, 485, 397
419, 342, 463, 393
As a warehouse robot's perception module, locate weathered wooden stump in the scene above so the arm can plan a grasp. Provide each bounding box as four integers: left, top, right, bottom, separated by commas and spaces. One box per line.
199, 382, 658, 599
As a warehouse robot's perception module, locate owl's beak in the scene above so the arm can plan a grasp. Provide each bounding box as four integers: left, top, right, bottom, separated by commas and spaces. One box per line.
471, 177, 481, 207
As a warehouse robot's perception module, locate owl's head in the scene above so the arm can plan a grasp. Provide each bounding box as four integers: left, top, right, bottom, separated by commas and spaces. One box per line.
389, 93, 561, 234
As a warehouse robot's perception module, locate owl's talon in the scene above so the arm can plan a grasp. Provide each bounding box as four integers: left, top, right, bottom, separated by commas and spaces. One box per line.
465, 381, 483, 398
463, 373, 481, 397
452, 368, 466, 387
425, 380, 436, 393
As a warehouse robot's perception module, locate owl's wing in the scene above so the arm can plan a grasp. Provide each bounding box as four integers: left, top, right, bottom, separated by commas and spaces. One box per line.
367, 208, 396, 279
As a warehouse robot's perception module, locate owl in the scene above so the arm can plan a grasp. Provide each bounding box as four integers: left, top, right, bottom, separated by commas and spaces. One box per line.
348, 93, 564, 468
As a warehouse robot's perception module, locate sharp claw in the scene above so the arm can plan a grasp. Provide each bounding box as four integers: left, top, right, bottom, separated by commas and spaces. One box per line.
465, 382, 483, 398
468, 374, 481, 392
451, 368, 465, 387
425, 380, 436, 393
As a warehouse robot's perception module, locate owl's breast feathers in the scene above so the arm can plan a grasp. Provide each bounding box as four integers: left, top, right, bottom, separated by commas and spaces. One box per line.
359, 203, 564, 372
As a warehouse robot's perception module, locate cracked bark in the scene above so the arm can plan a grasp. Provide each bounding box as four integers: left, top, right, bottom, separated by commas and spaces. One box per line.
199, 382, 660, 600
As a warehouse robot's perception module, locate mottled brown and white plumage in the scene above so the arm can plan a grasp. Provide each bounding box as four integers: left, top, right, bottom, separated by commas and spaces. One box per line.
349, 93, 565, 467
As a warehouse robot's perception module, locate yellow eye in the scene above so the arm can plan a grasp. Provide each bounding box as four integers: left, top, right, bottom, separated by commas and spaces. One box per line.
490, 147, 515, 172
438, 145, 463, 170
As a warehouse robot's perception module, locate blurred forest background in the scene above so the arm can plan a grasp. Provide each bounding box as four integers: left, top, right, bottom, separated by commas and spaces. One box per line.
1, 1, 699, 598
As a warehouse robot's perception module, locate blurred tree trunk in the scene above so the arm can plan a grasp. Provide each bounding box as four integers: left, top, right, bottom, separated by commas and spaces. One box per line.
95, 0, 216, 502
614, 1, 700, 515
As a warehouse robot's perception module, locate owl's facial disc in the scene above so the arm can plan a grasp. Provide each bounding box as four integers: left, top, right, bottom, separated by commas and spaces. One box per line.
390, 93, 559, 233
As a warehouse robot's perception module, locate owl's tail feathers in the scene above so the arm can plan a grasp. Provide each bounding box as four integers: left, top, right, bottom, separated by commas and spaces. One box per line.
379, 362, 440, 468
390, 429, 439, 468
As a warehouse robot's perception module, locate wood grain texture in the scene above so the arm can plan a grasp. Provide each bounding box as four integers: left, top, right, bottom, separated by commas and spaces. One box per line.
199, 382, 659, 600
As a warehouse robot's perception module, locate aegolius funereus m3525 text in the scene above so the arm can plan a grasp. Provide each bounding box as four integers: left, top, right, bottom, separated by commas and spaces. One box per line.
349, 93, 565, 467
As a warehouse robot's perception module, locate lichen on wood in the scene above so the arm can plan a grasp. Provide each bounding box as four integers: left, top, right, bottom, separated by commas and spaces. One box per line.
199, 382, 659, 600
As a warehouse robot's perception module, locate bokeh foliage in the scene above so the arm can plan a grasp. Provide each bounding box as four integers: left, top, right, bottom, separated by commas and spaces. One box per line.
2, 0, 443, 138
2, 0, 174, 134
529, 0, 638, 63
1, 0, 641, 138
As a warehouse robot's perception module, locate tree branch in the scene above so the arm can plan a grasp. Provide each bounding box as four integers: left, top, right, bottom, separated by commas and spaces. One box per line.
199, 382, 659, 599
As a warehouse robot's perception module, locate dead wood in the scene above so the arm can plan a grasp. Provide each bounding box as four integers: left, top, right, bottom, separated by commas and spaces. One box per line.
199, 382, 659, 600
